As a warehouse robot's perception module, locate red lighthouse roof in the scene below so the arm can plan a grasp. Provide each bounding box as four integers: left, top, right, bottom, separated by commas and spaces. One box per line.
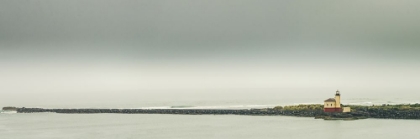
324, 98, 336, 102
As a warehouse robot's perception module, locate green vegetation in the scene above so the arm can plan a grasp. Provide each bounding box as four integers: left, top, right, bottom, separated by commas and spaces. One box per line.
348, 103, 420, 112
274, 104, 323, 111
274, 103, 420, 112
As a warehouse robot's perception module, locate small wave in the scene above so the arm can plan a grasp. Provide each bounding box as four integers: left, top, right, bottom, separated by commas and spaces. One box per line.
184, 105, 278, 109
170, 105, 195, 108
139, 106, 171, 109
0, 110, 17, 114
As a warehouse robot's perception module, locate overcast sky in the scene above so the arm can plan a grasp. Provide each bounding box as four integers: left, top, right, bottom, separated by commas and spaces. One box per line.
1, 0, 420, 95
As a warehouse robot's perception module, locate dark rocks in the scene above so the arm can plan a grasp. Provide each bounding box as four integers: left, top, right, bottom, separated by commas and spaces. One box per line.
13, 107, 420, 120
15, 108, 324, 118
2, 106, 18, 111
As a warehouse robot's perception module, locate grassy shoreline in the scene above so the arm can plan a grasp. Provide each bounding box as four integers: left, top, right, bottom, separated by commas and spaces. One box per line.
272, 104, 420, 120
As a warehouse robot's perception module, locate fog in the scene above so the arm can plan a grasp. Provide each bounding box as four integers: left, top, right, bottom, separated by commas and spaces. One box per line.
1, 1, 420, 107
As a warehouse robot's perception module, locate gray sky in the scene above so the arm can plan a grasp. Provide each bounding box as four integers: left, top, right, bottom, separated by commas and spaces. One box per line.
1, 0, 420, 95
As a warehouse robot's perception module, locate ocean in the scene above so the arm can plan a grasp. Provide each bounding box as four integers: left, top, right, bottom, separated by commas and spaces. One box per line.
2, 113, 420, 139
1, 89, 420, 138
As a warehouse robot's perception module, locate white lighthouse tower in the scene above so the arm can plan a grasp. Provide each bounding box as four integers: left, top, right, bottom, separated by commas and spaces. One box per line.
335, 90, 341, 108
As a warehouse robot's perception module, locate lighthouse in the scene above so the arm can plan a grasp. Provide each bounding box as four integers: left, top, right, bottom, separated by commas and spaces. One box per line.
335, 90, 341, 109
323, 90, 343, 112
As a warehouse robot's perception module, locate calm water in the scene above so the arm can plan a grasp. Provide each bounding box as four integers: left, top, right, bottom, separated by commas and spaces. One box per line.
1, 113, 420, 139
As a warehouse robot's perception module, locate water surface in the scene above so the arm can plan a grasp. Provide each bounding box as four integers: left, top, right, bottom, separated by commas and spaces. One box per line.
1, 113, 419, 139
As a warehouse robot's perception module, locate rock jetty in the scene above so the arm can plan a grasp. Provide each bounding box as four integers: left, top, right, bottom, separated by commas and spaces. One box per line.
16, 108, 320, 116
2, 106, 18, 111
6, 104, 420, 120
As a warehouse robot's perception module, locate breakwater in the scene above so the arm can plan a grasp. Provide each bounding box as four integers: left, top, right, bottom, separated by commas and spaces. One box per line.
3, 104, 420, 120
16, 107, 323, 116
13, 107, 420, 120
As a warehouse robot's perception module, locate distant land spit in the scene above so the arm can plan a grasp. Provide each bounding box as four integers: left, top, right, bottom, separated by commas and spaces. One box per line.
4, 104, 420, 120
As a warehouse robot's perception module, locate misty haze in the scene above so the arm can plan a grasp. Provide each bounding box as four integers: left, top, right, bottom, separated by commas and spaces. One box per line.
1, 0, 420, 139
